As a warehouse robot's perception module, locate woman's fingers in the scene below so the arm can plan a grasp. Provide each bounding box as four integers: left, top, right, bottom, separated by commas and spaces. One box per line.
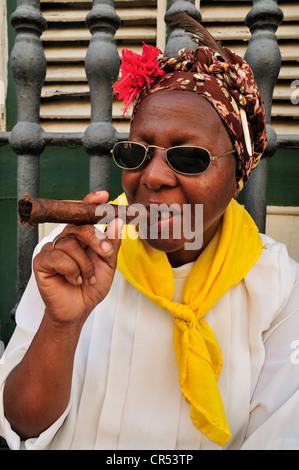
82, 190, 110, 205
56, 216, 123, 257
39, 217, 124, 287
32, 193, 124, 323
95, 216, 124, 248
35, 243, 84, 287
50, 237, 97, 286
54, 224, 111, 257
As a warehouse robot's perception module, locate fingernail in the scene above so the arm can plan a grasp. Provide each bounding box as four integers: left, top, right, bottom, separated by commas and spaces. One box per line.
101, 240, 113, 253
77, 275, 83, 285
89, 275, 96, 286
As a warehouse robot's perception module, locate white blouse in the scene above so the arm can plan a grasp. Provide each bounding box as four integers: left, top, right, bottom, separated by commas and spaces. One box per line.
0, 226, 298, 450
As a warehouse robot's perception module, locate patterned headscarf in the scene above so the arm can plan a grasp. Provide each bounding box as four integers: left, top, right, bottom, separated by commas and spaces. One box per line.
113, 43, 267, 190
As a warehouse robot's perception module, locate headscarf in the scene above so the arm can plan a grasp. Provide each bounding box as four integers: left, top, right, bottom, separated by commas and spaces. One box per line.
113, 43, 267, 190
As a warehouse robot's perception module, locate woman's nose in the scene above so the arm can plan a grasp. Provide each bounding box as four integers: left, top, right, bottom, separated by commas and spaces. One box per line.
139, 149, 177, 191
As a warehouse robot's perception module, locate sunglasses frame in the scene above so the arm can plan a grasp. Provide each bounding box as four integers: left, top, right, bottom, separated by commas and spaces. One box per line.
111, 141, 235, 176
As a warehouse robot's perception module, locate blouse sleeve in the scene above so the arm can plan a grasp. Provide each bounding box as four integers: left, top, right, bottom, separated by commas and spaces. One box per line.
241, 246, 299, 450
0, 225, 70, 450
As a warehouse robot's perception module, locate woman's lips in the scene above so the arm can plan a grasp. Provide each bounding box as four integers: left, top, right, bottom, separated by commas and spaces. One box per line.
145, 204, 182, 225
136, 204, 183, 239
125, 201, 203, 249
124, 201, 191, 239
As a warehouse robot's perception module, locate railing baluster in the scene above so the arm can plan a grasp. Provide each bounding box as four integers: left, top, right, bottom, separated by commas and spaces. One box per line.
244, 0, 284, 233
9, 0, 47, 306
83, 0, 121, 193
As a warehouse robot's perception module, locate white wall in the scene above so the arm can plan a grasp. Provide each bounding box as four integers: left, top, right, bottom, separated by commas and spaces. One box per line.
266, 206, 299, 262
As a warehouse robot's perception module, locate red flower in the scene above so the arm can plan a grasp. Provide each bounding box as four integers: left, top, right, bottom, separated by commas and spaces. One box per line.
113, 42, 166, 117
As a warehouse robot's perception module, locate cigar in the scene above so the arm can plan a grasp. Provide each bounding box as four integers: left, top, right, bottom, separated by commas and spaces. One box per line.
18, 194, 136, 227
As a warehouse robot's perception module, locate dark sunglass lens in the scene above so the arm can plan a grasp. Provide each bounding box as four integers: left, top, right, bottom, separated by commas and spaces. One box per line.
113, 142, 145, 169
167, 147, 210, 174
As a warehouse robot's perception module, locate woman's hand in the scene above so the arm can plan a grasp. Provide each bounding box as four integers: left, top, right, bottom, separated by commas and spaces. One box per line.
4, 190, 122, 439
33, 191, 123, 326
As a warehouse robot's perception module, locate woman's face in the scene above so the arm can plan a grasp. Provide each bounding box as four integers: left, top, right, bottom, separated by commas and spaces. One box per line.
122, 91, 239, 266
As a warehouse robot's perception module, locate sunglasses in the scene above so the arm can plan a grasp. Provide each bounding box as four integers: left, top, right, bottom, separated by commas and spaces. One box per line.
111, 141, 235, 176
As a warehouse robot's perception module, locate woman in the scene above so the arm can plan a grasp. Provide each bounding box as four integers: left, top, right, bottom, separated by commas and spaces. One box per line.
0, 21, 298, 450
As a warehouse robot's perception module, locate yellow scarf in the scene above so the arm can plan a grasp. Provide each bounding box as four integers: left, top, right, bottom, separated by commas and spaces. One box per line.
113, 193, 262, 446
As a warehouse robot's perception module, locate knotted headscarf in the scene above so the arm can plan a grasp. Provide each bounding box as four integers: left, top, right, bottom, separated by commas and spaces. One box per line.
113, 43, 267, 190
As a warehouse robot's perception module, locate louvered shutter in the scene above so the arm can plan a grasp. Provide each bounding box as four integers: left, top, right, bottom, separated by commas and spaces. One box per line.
40, 1, 298, 136
40, 0, 164, 134
200, 0, 299, 136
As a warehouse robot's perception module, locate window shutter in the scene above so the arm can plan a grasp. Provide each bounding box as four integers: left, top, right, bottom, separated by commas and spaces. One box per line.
40, 1, 298, 136
200, 0, 299, 136
40, 0, 164, 134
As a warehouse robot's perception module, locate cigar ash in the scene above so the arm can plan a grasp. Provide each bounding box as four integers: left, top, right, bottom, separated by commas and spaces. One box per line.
18, 195, 34, 227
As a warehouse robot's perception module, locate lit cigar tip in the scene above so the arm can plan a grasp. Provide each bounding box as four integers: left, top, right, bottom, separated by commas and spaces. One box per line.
18, 196, 33, 226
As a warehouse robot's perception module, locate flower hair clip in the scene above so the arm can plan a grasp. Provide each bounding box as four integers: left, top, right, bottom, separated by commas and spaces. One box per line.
113, 42, 166, 117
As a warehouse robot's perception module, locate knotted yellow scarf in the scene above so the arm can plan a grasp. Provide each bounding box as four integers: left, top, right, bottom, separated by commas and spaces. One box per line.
113, 193, 262, 446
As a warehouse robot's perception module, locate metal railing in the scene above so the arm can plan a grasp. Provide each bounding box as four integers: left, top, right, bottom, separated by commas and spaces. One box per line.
0, 0, 298, 313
